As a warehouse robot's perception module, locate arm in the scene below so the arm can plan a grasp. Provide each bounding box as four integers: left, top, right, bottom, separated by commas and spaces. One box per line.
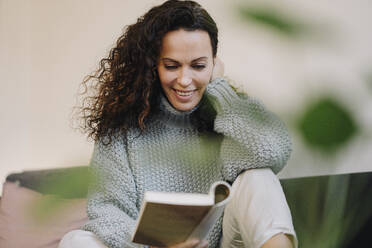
205, 76, 292, 182
81, 138, 143, 248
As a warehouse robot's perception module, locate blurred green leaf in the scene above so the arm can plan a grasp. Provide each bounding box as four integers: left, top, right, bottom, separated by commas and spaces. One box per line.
297, 97, 358, 153
29, 195, 67, 223
237, 6, 309, 37
29, 166, 92, 222
36, 166, 91, 198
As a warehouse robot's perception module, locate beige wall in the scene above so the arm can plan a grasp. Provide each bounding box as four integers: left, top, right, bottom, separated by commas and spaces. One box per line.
1, 0, 372, 193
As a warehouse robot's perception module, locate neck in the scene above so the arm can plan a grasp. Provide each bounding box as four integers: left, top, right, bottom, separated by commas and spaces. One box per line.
157, 92, 200, 128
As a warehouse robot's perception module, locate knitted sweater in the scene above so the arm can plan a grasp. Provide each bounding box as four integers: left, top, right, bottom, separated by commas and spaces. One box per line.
81, 77, 292, 248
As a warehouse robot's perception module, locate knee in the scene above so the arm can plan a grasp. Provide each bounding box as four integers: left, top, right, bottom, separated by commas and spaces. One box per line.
236, 168, 277, 187
59, 230, 85, 248
229, 168, 293, 227
231, 168, 279, 201
261, 233, 294, 248
58, 230, 107, 248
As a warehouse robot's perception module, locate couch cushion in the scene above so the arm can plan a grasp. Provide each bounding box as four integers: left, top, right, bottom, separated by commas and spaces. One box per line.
0, 181, 88, 248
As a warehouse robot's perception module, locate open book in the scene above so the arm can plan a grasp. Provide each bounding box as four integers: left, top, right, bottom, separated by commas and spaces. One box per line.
131, 181, 232, 247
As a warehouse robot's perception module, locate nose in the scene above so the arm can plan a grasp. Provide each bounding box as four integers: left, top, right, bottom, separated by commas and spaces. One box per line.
177, 68, 192, 87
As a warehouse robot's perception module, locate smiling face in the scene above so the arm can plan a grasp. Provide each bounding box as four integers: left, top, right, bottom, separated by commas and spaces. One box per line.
157, 29, 215, 111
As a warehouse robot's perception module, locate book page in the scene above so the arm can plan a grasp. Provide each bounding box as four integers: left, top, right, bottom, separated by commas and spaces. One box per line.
187, 181, 232, 241
144, 191, 214, 206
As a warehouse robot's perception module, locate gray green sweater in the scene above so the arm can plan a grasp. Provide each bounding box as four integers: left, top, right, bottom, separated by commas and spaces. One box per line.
81, 77, 292, 248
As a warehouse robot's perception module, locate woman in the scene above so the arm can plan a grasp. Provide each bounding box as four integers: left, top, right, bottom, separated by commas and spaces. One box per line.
60, 0, 297, 247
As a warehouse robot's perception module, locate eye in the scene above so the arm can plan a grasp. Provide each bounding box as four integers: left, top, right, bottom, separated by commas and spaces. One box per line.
164, 65, 178, 70
192, 64, 206, 70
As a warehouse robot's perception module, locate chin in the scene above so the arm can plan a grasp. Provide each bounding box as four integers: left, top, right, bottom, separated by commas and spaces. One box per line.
172, 101, 198, 112
174, 104, 194, 112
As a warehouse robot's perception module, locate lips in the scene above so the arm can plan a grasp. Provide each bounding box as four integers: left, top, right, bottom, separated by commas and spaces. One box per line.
171, 89, 196, 103
173, 89, 196, 96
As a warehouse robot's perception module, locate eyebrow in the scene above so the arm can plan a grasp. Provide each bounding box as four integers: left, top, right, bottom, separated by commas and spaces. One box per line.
161, 57, 208, 63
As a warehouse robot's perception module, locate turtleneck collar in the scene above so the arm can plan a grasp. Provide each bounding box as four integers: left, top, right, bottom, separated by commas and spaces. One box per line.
157, 92, 201, 128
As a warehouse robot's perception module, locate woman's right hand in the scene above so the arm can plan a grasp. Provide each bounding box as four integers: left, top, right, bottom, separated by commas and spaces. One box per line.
150, 239, 208, 248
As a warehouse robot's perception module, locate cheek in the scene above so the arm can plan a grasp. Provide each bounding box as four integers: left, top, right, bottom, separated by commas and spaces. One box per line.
198, 66, 214, 85
158, 69, 172, 88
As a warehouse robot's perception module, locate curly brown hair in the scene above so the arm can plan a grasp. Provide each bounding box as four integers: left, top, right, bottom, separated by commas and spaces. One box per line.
77, 0, 218, 144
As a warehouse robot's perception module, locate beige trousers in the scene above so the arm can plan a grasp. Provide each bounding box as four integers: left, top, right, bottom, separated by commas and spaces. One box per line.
59, 168, 297, 248
220, 168, 297, 248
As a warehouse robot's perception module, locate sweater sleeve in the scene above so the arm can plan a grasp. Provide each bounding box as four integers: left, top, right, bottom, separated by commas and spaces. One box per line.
205, 77, 292, 182
81, 137, 144, 248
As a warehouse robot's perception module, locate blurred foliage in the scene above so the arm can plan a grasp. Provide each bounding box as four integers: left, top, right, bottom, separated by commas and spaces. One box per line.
237, 5, 310, 38
281, 172, 372, 248
167, 134, 223, 165
34, 166, 91, 198
297, 97, 358, 153
30, 195, 71, 223
27, 166, 92, 223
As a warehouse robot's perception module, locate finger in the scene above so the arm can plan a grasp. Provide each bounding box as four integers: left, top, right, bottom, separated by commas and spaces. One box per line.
171, 239, 200, 248
197, 240, 208, 248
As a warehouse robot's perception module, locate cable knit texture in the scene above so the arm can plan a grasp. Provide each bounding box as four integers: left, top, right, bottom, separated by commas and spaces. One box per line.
81, 77, 292, 248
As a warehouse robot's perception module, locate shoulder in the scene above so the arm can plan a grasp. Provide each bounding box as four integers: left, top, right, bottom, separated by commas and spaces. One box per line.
93, 132, 129, 161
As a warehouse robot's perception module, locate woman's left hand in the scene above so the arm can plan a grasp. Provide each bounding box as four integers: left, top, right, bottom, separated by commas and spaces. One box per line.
211, 57, 224, 81
149, 238, 208, 248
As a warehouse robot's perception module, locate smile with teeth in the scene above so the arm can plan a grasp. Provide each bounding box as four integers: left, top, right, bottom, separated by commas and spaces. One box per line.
174, 89, 195, 96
